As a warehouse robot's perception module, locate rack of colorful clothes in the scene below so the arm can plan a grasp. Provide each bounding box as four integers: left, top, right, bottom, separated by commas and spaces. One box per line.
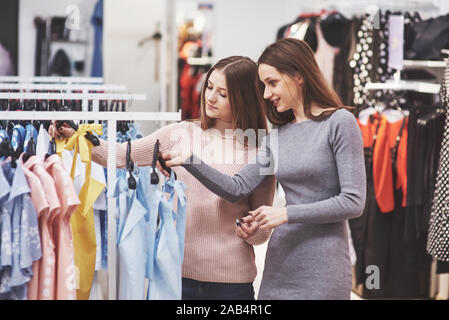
346, 63, 446, 299
111, 137, 186, 300
275, 6, 449, 107
0, 91, 182, 300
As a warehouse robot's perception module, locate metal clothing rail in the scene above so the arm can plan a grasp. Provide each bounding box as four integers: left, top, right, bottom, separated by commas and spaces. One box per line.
0, 109, 182, 300
0, 92, 146, 113
0, 110, 181, 122
365, 80, 441, 94
0, 76, 104, 84
0, 83, 127, 91
0, 92, 146, 100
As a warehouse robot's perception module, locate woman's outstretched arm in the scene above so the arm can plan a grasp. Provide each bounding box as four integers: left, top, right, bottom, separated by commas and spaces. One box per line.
174, 135, 276, 202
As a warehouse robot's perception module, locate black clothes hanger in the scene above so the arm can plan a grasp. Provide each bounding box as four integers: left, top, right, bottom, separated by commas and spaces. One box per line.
150, 139, 176, 185
0, 139, 17, 168
22, 136, 36, 164
154, 139, 176, 181
45, 138, 56, 160
56, 106, 100, 146
151, 139, 160, 185
126, 138, 137, 190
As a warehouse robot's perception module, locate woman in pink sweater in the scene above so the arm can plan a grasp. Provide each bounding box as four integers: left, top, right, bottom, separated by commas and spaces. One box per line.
50, 56, 276, 300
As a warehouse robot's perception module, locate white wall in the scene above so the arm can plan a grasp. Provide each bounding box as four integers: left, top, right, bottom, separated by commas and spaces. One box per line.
208, 0, 305, 62
18, 0, 97, 76
104, 0, 166, 135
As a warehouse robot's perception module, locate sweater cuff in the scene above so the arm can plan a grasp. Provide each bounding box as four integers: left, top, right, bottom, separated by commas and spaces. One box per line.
245, 227, 271, 246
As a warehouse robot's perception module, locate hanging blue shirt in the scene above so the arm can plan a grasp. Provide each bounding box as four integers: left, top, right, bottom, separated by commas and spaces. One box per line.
23, 124, 38, 154
0, 161, 41, 300
116, 169, 148, 300
163, 171, 187, 263
10, 125, 25, 154
147, 171, 187, 300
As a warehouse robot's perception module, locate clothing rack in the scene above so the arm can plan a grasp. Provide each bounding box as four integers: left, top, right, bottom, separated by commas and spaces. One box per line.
365, 80, 441, 94
0, 84, 128, 112
0, 92, 146, 113
0, 84, 127, 92
0, 76, 103, 84
0, 93, 181, 300
365, 50, 449, 94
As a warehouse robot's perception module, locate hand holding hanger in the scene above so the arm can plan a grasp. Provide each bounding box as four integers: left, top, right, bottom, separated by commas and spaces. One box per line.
153, 139, 177, 180
48, 120, 100, 146
159, 149, 192, 169
235, 216, 260, 240
48, 120, 75, 140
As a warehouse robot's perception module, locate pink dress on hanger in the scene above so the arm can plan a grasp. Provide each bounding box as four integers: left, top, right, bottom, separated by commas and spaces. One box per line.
314, 22, 340, 87
44, 154, 80, 300
24, 156, 61, 300
19, 157, 50, 300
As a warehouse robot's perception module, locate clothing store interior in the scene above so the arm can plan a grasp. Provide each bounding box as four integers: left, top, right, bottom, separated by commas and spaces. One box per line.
1, 0, 449, 301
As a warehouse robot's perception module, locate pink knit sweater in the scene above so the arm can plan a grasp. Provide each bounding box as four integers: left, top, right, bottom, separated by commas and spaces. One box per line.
91, 120, 276, 283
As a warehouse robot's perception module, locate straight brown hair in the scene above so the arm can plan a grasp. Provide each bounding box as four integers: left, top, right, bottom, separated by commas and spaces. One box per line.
257, 38, 353, 126
198, 56, 268, 142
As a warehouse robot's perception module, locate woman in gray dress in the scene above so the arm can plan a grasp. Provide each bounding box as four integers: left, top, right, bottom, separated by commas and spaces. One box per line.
163, 38, 367, 300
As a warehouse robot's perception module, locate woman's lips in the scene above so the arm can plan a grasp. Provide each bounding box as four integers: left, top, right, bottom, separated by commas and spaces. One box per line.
207, 104, 218, 110
272, 98, 280, 106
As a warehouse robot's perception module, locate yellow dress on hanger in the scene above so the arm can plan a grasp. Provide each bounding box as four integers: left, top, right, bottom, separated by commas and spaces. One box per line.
64, 124, 105, 300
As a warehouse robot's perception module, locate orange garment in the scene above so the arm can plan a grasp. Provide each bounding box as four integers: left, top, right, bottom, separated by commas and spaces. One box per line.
357, 113, 395, 213
358, 112, 409, 212
180, 63, 202, 120
386, 117, 408, 208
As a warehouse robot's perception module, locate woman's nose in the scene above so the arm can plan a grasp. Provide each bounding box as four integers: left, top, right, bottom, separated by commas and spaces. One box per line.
207, 91, 217, 103
263, 87, 272, 100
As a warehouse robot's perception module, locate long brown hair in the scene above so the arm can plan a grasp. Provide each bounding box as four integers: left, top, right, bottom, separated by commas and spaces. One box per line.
257, 38, 353, 126
199, 56, 268, 139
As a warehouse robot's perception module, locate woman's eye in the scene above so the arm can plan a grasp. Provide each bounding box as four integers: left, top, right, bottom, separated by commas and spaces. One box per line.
219, 93, 227, 98
269, 81, 276, 87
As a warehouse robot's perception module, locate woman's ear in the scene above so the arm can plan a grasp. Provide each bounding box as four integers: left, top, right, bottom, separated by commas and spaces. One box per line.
296, 75, 304, 86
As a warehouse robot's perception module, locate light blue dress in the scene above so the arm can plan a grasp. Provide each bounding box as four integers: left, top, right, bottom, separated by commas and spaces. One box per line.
147, 171, 186, 300
115, 167, 149, 300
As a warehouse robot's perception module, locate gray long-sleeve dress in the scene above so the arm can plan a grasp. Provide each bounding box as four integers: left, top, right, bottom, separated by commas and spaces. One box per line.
182, 109, 367, 299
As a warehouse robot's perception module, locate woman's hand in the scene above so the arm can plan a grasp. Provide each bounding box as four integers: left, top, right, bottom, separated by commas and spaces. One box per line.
235, 216, 260, 240
249, 206, 288, 230
161, 150, 192, 168
48, 121, 76, 140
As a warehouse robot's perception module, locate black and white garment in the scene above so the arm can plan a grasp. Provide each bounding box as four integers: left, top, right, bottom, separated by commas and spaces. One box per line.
427, 62, 449, 261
